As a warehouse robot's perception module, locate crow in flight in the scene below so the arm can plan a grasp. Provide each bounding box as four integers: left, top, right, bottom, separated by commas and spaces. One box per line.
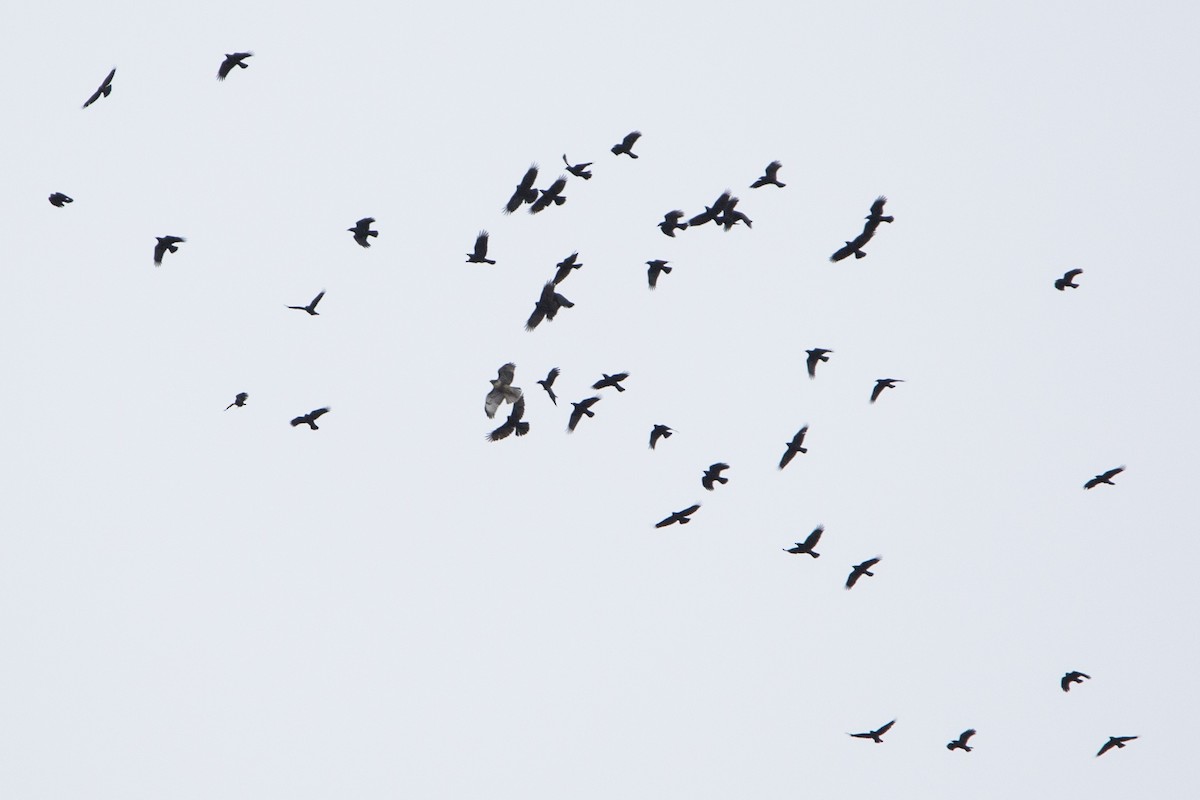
864, 196, 894, 228
1061, 671, 1091, 692
504, 164, 539, 214
487, 395, 530, 442
870, 379, 904, 403
849, 719, 894, 743
779, 426, 809, 469
217, 52, 253, 80
484, 362, 522, 419
530, 176, 567, 213
946, 729, 976, 752
688, 191, 732, 227
1055, 269, 1083, 290
552, 252, 583, 285
562, 154, 593, 180
466, 231, 496, 264
287, 291, 325, 315
1084, 466, 1125, 490
567, 396, 601, 432
153, 236, 186, 265
846, 557, 880, 589
806, 348, 833, 379
750, 161, 786, 189
593, 373, 629, 392
701, 463, 730, 490
537, 368, 560, 405
49, 193, 73, 207
525, 282, 575, 331
655, 504, 700, 528
783, 526, 823, 557
647, 259, 672, 289
658, 210, 689, 237
611, 131, 641, 158
225, 392, 248, 410
1096, 736, 1137, 757
649, 425, 674, 449
290, 407, 330, 430
82, 68, 116, 108
717, 196, 752, 230
348, 217, 378, 247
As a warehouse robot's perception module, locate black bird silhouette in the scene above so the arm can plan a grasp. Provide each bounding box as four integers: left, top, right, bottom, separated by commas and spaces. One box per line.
830, 227, 877, 262
82, 68, 116, 109
658, 210, 689, 237
870, 379, 904, 403
1061, 671, 1091, 692
1096, 736, 1137, 757
217, 52, 253, 80
647, 259, 672, 289
288, 291, 325, 315
290, 407, 330, 430
779, 426, 809, 469
537, 368, 560, 405
750, 161, 786, 189
865, 196, 894, 227
701, 463, 730, 491
348, 217, 378, 248
846, 557, 880, 589
1055, 269, 1083, 290
552, 252, 583, 285
466, 231, 496, 264
593, 373, 629, 392
487, 395, 530, 442
562, 154, 593, 180
716, 196, 752, 230
1084, 466, 1125, 490
849, 719, 895, 743
526, 282, 575, 331
530, 176, 568, 213
504, 164, 539, 214
806, 348, 833, 379
611, 131, 641, 158
688, 191, 732, 227
49, 193, 73, 207
153, 236, 186, 265
783, 526, 823, 557
946, 729, 976, 752
649, 424, 674, 449
225, 392, 248, 410
655, 504, 700, 528
567, 396, 601, 432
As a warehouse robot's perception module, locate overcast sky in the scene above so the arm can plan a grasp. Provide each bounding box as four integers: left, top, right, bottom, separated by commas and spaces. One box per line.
3, 1, 1198, 797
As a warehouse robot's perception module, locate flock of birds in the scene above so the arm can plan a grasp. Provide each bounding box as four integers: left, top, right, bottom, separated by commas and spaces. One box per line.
63, 55, 1136, 762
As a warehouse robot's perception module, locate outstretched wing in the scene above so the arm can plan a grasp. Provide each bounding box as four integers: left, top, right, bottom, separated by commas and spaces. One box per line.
803, 526, 824, 549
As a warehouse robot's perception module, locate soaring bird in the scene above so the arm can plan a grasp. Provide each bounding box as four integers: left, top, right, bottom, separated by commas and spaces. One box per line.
846, 557, 880, 589
153, 236, 186, 265
530, 176, 568, 213
217, 52, 253, 80
864, 196, 894, 227
870, 379, 904, 403
1096, 736, 1137, 757
783, 526, 823, 557
779, 426, 809, 469
655, 504, 700, 528
82, 68, 116, 109
537, 368, 560, 405
647, 259, 672, 289
716, 196, 752, 230
1061, 671, 1091, 692
567, 396, 601, 432
487, 395, 530, 442
1084, 466, 1125, 490
593, 372, 629, 392
1055, 269, 1083, 290
348, 217, 378, 247
830, 227, 876, 262
658, 210, 689, 237
48, 193, 73, 207
466, 231, 496, 264
751, 161, 786, 189
287, 291, 325, 315
611, 131, 642, 158
290, 407, 330, 430
701, 463, 730, 491
805, 348, 833, 379
552, 252, 583, 285
225, 392, 248, 410
849, 719, 895, 743
649, 424, 674, 449
504, 164, 539, 214
946, 729, 976, 752
484, 362, 522, 419
562, 154, 593, 180
525, 282, 575, 331
688, 191, 732, 227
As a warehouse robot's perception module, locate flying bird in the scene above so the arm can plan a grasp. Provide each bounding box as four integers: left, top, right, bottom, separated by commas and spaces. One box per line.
153, 236, 186, 265
649, 425, 674, 449
225, 392, 248, 410
484, 362, 522, 419
537, 368, 560, 405
562, 154, 593, 180
870, 379, 904, 403
783, 526, 823, 558
466, 231, 496, 264
1061, 671, 1091, 692
750, 161, 786, 189
592, 373, 629, 392
658, 210, 689, 237
701, 463, 730, 491
716, 196, 752, 230
348, 217, 378, 248
530, 176, 568, 213
848, 719, 895, 743
647, 259, 672, 289
688, 191, 732, 227
611, 130, 642, 158
946, 729, 976, 752
1096, 736, 1137, 757
805, 348, 833, 379
1055, 268, 1083, 290
525, 281, 575, 331
779, 426, 809, 470
552, 252, 583, 285
655, 504, 700, 528
846, 557, 881, 589
864, 196, 894, 227
567, 396, 601, 432
1084, 466, 1125, 490
217, 52, 253, 80
290, 407, 330, 430
487, 395, 530, 442
82, 68, 116, 109
504, 164, 539, 214
287, 291, 325, 315
48, 193, 73, 207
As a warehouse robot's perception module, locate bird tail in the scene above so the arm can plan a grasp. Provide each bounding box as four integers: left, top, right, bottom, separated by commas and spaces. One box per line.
484, 258, 496, 264
614, 385, 625, 392
677, 517, 690, 524
629, 153, 639, 159
854, 251, 866, 259
798, 446, 807, 454
554, 196, 566, 206
515, 422, 530, 437
661, 265, 673, 274
880, 215, 894, 223
368, 230, 378, 237
809, 551, 820, 558
717, 476, 728, 484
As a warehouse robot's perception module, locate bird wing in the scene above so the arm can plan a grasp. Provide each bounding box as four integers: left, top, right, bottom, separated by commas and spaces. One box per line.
870, 382, 886, 403
1101, 466, 1125, 480
473, 231, 490, 257
870, 196, 888, 216
876, 720, 896, 736
217, 55, 236, 79
679, 504, 700, 517
793, 426, 808, 445
1096, 740, 1115, 757
845, 569, 862, 588
309, 408, 330, 420
830, 241, 857, 262
960, 729, 976, 743
153, 240, 167, 264
519, 165, 538, 191
803, 526, 824, 548
567, 405, 585, 431
859, 557, 881, 570
806, 351, 819, 377
622, 131, 642, 148
1064, 268, 1083, 280
289, 415, 309, 427
484, 388, 504, 418
310, 291, 325, 309
1061, 675, 1072, 691
543, 367, 560, 386
779, 447, 797, 470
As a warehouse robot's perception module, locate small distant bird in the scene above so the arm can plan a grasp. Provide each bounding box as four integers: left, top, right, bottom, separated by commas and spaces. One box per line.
225, 392, 248, 410
846, 557, 881, 589
217, 52, 253, 80
830, 227, 877, 262
153, 236, 186, 265
870, 379, 904, 403
611, 131, 642, 158
688, 191, 732, 227
701, 463, 730, 490
946, 729, 976, 752
562, 154, 593, 180
49, 193, 73, 207
530, 176, 567, 213
537, 368, 560, 405
1055, 269, 1083, 290
750, 161, 786, 189
526, 281, 575, 331
849, 719, 895, 743
649, 424, 674, 449
658, 210, 689, 237
567, 396, 601, 432
287, 291, 325, 315
1084, 466, 1125, 490
504, 164, 539, 214
1061, 671, 1091, 692
484, 362, 522, 419
348, 217, 378, 248
805, 348, 833, 379
552, 252, 583, 285
290, 407, 331, 430
82, 68, 116, 109
647, 259, 672, 289
593, 372, 629, 392
655, 504, 700, 528
487, 395, 530, 442
783, 526, 823, 558
1096, 736, 1137, 757
716, 196, 752, 230
864, 196, 894, 228
466, 231, 496, 264
779, 426, 809, 470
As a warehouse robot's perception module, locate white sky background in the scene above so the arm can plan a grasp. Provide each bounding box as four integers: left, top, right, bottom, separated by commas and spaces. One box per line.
3, 0, 1198, 796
